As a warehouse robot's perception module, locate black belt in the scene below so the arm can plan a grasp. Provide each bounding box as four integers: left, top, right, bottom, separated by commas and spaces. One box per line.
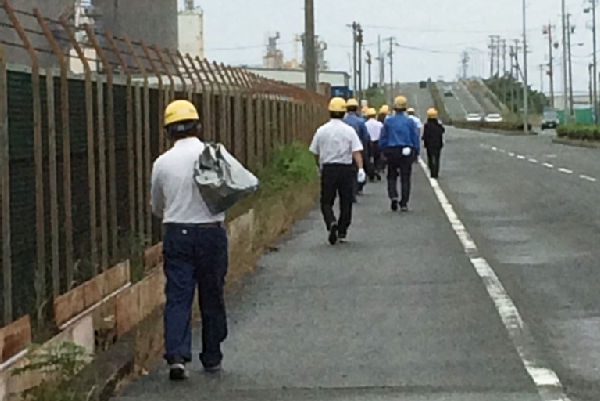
164, 222, 223, 228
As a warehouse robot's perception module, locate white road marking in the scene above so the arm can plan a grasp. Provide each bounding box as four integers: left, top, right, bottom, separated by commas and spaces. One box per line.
508, 152, 515, 157
491, 146, 498, 151
580, 175, 597, 182
419, 158, 572, 401
542, 163, 554, 169
528, 158, 538, 164
558, 168, 573, 175
517, 155, 526, 160
498, 148, 506, 153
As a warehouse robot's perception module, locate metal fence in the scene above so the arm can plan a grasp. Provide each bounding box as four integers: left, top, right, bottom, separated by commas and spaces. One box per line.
0, 0, 327, 334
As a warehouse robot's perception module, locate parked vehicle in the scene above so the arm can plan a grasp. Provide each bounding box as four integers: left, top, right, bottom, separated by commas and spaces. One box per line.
541, 109, 559, 130
484, 113, 503, 123
466, 113, 483, 122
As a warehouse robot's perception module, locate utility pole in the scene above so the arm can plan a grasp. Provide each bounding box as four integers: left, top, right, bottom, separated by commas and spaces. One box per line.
544, 24, 555, 107
377, 35, 384, 86
488, 35, 496, 77
589, 63, 594, 108
562, 0, 569, 121
388, 37, 395, 105
501, 39, 507, 75
539, 64, 545, 93
585, 0, 598, 123
461, 50, 469, 78
366, 50, 372, 88
357, 25, 363, 101
351, 21, 358, 95
523, 0, 529, 134
567, 13, 575, 118
304, 0, 317, 91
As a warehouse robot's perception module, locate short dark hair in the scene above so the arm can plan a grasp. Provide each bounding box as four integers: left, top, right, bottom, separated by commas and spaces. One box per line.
394, 107, 407, 113
346, 105, 358, 112
330, 111, 345, 119
166, 120, 202, 141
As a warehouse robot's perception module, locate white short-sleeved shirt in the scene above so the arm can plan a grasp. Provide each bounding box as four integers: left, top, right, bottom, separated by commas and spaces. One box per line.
151, 137, 226, 224
309, 119, 363, 165
409, 115, 423, 134
365, 118, 383, 142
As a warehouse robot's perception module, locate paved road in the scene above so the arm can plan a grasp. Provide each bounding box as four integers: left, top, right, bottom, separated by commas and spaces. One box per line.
114, 149, 540, 400
447, 81, 484, 116
397, 82, 434, 121
438, 127, 600, 401
438, 81, 467, 121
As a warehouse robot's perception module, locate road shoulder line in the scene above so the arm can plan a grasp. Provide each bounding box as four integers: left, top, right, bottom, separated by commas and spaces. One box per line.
418, 158, 572, 401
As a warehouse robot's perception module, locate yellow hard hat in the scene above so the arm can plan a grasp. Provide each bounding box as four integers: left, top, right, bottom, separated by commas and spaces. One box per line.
346, 98, 359, 108
394, 96, 408, 109
407, 107, 416, 114
379, 104, 390, 115
328, 97, 347, 112
164, 99, 199, 127
367, 108, 377, 117
427, 108, 439, 118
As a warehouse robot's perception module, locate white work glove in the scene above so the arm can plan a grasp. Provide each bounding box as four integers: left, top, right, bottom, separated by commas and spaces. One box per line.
357, 168, 367, 184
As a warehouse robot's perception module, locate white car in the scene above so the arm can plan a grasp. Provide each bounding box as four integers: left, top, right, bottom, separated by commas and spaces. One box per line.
484, 113, 503, 123
466, 113, 483, 122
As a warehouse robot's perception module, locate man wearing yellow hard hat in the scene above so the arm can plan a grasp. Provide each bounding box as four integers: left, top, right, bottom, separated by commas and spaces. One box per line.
310, 97, 365, 245
379, 95, 420, 212
343, 98, 371, 199
422, 107, 445, 179
151, 100, 229, 379
377, 104, 390, 123
365, 107, 383, 181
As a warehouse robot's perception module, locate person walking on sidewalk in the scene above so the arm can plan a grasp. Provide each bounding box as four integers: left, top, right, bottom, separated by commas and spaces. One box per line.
343, 98, 370, 199
310, 97, 366, 245
423, 107, 445, 179
380, 96, 420, 212
151, 100, 228, 380
365, 107, 383, 181
407, 107, 423, 137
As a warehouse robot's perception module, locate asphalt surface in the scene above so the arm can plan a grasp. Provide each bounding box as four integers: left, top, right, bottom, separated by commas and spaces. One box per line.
114, 126, 600, 401
436, 127, 600, 401
114, 144, 541, 401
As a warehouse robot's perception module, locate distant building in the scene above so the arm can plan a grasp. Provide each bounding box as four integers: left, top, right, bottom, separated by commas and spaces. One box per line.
178, 1, 204, 60
0, 0, 73, 66
92, 0, 177, 50
247, 67, 349, 96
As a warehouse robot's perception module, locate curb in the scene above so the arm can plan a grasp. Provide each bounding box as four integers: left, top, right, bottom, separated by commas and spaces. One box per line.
552, 137, 600, 149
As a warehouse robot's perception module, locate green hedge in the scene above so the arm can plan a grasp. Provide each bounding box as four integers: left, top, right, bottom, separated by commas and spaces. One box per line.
453, 120, 532, 132
556, 124, 600, 141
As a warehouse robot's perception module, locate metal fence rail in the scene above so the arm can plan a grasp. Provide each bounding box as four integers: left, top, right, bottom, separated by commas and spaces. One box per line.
0, 0, 327, 336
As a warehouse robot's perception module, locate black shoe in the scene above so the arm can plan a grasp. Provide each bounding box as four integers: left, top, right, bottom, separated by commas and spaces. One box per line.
169, 363, 187, 381
328, 224, 338, 245
391, 200, 398, 211
338, 232, 347, 242
400, 206, 409, 213
204, 363, 221, 373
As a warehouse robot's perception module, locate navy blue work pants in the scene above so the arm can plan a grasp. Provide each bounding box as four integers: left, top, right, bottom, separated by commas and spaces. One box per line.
163, 224, 228, 368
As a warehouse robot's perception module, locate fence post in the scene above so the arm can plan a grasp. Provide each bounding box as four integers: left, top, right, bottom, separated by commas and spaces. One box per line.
177, 51, 195, 100
105, 31, 136, 244
152, 45, 174, 151
59, 15, 98, 275
35, 9, 74, 290
203, 60, 224, 144
196, 57, 217, 142
123, 36, 151, 245
186, 54, 210, 143
86, 26, 118, 264
0, 42, 11, 323
164, 49, 186, 97
226, 66, 245, 164
213, 62, 231, 149
5, 2, 47, 318
141, 39, 165, 160
235, 69, 256, 168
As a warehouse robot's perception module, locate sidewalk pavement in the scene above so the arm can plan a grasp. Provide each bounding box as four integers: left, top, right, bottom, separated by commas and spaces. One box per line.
114, 165, 539, 401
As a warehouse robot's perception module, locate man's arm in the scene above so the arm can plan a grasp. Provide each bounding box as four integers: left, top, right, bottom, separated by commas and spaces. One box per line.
150, 163, 164, 219
352, 151, 364, 169
379, 122, 389, 148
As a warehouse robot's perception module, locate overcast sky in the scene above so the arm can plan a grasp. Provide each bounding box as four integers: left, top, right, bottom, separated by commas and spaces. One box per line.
182, 0, 597, 94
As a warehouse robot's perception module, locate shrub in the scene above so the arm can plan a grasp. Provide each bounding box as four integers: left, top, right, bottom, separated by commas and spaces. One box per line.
557, 124, 600, 141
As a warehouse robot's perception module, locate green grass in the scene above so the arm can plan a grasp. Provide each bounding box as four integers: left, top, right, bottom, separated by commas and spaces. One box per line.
557, 123, 600, 141
227, 142, 319, 221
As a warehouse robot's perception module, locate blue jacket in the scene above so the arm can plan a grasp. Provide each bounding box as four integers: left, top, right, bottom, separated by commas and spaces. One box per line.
380, 112, 420, 154
343, 112, 370, 145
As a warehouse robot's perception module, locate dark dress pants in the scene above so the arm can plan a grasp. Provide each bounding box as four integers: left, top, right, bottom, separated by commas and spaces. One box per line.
321, 164, 355, 236
163, 224, 228, 368
427, 147, 442, 178
385, 147, 414, 207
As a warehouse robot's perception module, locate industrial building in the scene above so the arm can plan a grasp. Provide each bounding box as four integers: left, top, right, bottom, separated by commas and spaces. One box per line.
178, 0, 204, 60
